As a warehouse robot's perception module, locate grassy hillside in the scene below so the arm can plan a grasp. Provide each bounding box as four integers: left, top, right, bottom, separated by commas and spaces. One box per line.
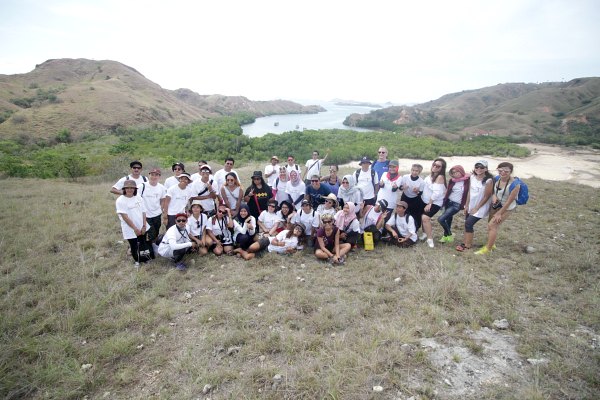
345, 78, 600, 147
1, 176, 598, 399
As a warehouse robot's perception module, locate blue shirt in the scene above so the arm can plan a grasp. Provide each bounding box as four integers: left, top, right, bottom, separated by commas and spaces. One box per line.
305, 184, 332, 210
372, 160, 389, 180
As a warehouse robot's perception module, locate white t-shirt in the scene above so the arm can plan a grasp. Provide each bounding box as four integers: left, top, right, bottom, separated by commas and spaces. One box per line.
356, 169, 376, 200
191, 179, 219, 213
305, 159, 322, 179
468, 176, 492, 219
400, 175, 424, 199
285, 164, 301, 178
361, 205, 383, 232
166, 184, 194, 215
421, 176, 446, 206
316, 205, 336, 220
164, 175, 180, 189
377, 173, 402, 208
285, 181, 306, 210
190, 172, 213, 182
448, 180, 465, 204
268, 230, 299, 254
188, 213, 208, 238
158, 225, 193, 259
292, 208, 320, 236
387, 212, 417, 242
258, 211, 282, 231
274, 178, 289, 205
205, 216, 233, 244
112, 175, 148, 191
264, 164, 279, 187
142, 182, 166, 218
116, 195, 148, 240
233, 216, 256, 241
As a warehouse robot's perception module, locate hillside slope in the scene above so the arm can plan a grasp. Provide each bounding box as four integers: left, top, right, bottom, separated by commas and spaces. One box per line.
0, 58, 323, 140
345, 78, 600, 141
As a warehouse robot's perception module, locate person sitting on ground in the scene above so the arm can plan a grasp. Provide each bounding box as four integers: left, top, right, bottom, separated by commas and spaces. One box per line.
316, 193, 338, 223
164, 162, 185, 189
257, 199, 283, 237
355, 156, 379, 206
384, 201, 418, 247
360, 199, 389, 245
314, 214, 352, 265
163, 172, 194, 229
334, 202, 361, 247
244, 170, 273, 219
116, 179, 154, 266
337, 174, 363, 211
456, 160, 494, 252
420, 158, 447, 248
475, 162, 521, 255
272, 166, 290, 205
191, 165, 219, 217
285, 169, 306, 211
321, 164, 340, 196
292, 199, 320, 247
400, 163, 424, 230
233, 204, 256, 251
275, 200, 296, 232
437, 165, 470, 244
187, 200, 209, 256
220, 172, 243, 218
141, 167, 166, 244
234, 224, 305, 260
204, 206, 234, 256
110, 160, 147, 195
157, 212, 196, 271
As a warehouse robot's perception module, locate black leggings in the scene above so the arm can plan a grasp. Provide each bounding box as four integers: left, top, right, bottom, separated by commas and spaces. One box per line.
127, 236, 155, 263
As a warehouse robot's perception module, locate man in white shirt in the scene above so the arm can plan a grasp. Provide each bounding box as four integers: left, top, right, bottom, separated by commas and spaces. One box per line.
355, 157, 379, 206
285, 155, 301, 178
163, 172, 194, 229
264, 156, 280, 187
142, 168, 167, 243
191, 160, 213, 182
190, 165, 219, 216
213, 157, 240, 192
110, 160, 148, 195
303, 150, 327, 185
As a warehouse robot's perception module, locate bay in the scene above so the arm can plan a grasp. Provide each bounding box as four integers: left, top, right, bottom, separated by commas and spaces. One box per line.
242, 101, 376, 137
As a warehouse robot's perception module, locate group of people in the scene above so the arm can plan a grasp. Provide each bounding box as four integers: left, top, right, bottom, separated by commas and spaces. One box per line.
114, 147, 523, 270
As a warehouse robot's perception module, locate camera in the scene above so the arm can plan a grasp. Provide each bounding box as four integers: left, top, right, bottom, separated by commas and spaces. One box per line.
491, 201, 502, 210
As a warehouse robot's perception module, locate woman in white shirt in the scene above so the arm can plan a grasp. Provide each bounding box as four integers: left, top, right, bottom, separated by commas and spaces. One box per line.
437, 165, 470, 243
234, 224, 305, 260
233, 204, 256, 250
116, 179, 153, 265
420, 158, 447, 248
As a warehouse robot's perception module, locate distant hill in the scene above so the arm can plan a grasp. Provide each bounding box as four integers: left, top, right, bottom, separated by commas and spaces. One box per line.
344, 78, 600, 143
0, 58, 324, 140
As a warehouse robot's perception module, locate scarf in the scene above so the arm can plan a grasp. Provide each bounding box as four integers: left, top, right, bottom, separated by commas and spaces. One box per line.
335, 202, 356, 230
337, 174, 359, 199
235, 204, 251, 225
450, 165, 470, 182
289, 170, 301, 186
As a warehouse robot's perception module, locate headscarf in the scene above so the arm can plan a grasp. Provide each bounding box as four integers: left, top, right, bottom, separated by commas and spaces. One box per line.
449, 165, 470, 182
289, 170, 301, 186
335, 201, 356, 230
337, 174, 360, 200
235, 203, 251, 224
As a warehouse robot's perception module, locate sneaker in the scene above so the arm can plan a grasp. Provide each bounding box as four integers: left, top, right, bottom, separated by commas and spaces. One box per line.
420, 233, 428, 241
439, 234, 454, 243
175, 262, 187, 271
427, 239, 434, 248
474, 246, 491, 255
339, 255, 346, 265
134, 262, 140, 269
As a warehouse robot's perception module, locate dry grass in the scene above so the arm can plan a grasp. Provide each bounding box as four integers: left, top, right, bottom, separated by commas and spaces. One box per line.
0, 175, 599, 399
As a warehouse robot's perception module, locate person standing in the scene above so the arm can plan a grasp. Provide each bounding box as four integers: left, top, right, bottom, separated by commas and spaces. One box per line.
355, 157, 379, 206
400, 164, 425, 229
191, 165, 219, 216
220, 172, 243, 218
142, 168, 167, 243
372, 146, 390, 180
285, 170, 306, 211
272, 167, 290, 205
321, 164, 341, 196
285, 155, 301, 178
438, 165, 470, 243
164, 162, 185, 189
303, 150, 327, 185
213, 157, 240, 192
191, 160, 212, 182
244, 171, 273, 219
110, 160, 148, 195
264, 156, 280, 188
116, 180, 153, 266
420, 158, 447, 248
377, 159, 402, 213
163, 172, 194, 229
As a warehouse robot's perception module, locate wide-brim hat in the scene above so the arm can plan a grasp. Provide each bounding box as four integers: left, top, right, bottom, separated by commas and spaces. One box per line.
122, 180, 137, 189
190, 200, 204, 210
251, 170, 263, 178
324, 193, 338, 204
178, 172, 192, 181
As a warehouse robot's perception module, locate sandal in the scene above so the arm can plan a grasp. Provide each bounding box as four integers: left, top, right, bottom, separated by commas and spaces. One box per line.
456, 243, 471, 252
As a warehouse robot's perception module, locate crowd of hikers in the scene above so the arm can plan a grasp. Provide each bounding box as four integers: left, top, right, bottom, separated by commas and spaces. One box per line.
114, 146, 528, 270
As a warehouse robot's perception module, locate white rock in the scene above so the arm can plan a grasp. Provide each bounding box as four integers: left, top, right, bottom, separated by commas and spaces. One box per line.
280, 265, 286, 269
300, 263, 306, 268
81, 363, 92, 371
273, 374, 283, 381
169, 322, 176, 327
136, 344, 144, 350
259, 355, 266, 362
330, 333, 336, 338
527, 358, 549, 365
257, 303, 264, 308
185, 292, 192, 299
394, 277, 401, 282
202, 384, 212, 394
372, 385, 383, 392
493, 319, 510, 330
444, 378, 453, 386
525, 246, 536, 254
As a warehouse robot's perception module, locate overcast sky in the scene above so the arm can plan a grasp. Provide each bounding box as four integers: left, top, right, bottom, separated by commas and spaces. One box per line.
1, 0, 599, 104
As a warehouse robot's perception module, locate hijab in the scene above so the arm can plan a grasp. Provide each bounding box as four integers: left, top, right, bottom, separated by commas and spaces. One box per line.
335, 201, 356, 230
449, 165, 470, 182
289, 170, 301, 186
235, 203, 250, 224
337, 174, 360, 200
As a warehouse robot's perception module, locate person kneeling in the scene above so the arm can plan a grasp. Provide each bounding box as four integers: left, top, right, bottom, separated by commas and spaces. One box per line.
158, 213, 197, 271
384, 201, 418, 248
235, 224, 305, 260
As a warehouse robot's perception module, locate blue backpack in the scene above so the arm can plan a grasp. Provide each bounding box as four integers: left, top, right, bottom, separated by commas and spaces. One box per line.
494, 176, 529, 205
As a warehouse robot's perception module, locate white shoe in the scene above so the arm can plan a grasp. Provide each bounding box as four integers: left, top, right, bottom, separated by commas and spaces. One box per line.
134, 262, 140, 269
427, 239, 434, 248
420, 233, 428, 241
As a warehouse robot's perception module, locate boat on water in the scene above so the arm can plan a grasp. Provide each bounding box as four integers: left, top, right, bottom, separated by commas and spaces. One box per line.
274, 122, 279, 126
295, 124, 300, 129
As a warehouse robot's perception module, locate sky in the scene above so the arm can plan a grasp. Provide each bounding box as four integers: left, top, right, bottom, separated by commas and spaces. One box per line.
1, 0, 599, 105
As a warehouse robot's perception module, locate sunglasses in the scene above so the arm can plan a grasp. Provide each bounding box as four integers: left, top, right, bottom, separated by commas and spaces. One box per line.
311, 179, 319, 182
497, 169, 511, 173
268, 204, 276, 207
131, 166, 141, 170
378, 151, 386, 154
217, 210, 226, 214
474, 165, 485, 169
322, 220, 333, 224
176, 219, 187, 223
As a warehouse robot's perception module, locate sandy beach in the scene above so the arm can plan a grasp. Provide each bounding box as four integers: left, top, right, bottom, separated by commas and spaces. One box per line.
341, 144, 600, 188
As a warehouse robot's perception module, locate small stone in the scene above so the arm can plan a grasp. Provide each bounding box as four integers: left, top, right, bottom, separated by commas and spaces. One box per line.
273, 374, 283, 381
257, 303, 264, 308
493, 319, 510, 330
444, 378, 453, 387
372, 385, 383, 392
300, 263, 306, 268
81, 340, 87, 345
210, 274, 215, 278
202, 384, 212, 394
136, 344, 144, 350
400, 343, 412, 353
102, 392, 111, 398
227, 346, 241, 355
330, 333, 336, 338
281, 265, 286, 269
259, 355, 266, 362
300, 278, 305, 282
525, 246, 536, 254
98, 256, 105, 260
81, 363, 92, 371
117, 241, 124, 245
394, 277, 401, 283
208, 317, 213, 321
169, 322, 176, 327
185, 292, 192, 299
527, 358, 549, 366
186, 309, 192, 314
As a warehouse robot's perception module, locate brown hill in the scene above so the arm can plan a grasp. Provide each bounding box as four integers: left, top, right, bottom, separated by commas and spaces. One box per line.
0, 58, 324, 140
344, 78, 600, 139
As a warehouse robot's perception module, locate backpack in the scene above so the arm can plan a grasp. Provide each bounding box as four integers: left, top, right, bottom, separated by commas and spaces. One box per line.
126, 175, 148, 196
355, 168, 377, 189
494, 176, 529, 205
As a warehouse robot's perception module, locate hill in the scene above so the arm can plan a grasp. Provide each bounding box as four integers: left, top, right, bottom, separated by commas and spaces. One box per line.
344, 78, 600, 144
0, 58, 324, 140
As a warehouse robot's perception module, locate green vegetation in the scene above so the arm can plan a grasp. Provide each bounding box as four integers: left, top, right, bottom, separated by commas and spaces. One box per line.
0, 177, 598, 399
9, 87, 64, 108
0, 116, 529, 179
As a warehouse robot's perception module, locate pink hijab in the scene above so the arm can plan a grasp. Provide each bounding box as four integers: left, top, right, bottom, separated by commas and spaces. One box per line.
335, 202, 356, 230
